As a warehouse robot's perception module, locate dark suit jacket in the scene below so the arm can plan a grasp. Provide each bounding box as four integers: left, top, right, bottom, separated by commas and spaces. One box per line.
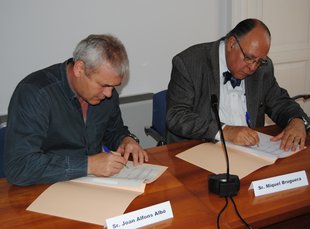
166, 39, 309, 143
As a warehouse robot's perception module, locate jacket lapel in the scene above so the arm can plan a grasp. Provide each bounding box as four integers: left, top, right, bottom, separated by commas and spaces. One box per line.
207, 39, 222, 99
245, 73, 261, 126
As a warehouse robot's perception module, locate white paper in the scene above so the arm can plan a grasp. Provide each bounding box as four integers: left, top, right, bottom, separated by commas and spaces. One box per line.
72, 161, 167, 192
111, 161, 167, 183
225, 132, 299, 161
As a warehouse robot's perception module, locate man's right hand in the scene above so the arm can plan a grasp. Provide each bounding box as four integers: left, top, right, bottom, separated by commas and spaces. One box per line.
223, 125, 260, 146
87, 152, 127, 177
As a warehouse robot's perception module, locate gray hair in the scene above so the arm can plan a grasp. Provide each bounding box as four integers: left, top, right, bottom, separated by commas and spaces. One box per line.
226, 18, 271, 40
73, 34, 129, 78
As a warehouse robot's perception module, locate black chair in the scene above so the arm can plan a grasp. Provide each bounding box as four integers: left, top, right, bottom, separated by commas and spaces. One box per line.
292, 94, 310, 117
144, 90, 167, 146
291, 94, 310, 101
0, 122, 6, 178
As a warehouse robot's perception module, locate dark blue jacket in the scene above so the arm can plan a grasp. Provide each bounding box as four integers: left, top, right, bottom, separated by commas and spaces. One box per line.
4, 59, 130, 186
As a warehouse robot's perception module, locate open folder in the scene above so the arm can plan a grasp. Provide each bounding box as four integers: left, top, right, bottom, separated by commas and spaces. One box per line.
176, 132, 301, 179
27, 161, 167, 226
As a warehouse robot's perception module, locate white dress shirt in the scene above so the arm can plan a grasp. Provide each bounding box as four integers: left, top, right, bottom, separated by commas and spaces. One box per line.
215, 41, 248, 139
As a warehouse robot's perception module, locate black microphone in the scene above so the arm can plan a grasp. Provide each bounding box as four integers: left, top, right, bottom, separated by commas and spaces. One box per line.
208, 94, 240, 197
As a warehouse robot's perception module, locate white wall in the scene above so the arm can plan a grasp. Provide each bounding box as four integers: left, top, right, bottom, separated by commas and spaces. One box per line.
0, 0, 229, 115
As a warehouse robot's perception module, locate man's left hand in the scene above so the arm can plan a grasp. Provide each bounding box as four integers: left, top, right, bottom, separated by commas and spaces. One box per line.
117, 136, 149, 166
271, 118, 306, 151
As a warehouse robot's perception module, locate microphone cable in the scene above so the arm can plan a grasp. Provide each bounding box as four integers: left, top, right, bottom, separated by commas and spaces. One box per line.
217, 197, 228, 229
216, 196, 252, 229
230, 196, 252, 229
210, 94, 252, 229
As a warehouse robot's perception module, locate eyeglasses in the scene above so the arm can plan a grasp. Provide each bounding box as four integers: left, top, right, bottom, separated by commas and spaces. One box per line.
233, 35, 268, 67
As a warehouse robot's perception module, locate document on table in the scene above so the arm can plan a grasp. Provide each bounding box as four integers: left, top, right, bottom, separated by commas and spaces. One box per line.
176, 132, 302, 179
27, 162, 167, 226
72, 161, 167, 192
225, 132, 298, 161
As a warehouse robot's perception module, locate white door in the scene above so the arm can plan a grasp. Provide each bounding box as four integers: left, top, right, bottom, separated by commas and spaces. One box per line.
231, 0, 310, 124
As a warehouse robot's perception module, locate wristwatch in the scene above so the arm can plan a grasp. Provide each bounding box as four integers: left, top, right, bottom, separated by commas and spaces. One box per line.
302, 116, 310, 132
126, 133, 140, 143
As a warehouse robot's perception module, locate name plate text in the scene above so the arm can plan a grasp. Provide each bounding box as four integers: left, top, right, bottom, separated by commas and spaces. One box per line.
106, 201, 173, 229
249, 170, 308, 197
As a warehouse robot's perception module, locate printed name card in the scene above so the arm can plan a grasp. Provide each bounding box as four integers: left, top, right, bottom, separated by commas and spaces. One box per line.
106, 201, 173, 229
249, 170, 308, 197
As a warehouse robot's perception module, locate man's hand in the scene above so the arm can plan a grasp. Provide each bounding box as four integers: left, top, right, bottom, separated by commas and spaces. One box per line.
271, 118, 306, 151
87, 152, 127, 177
223, 125, 260, 146
117, 136, 148, 166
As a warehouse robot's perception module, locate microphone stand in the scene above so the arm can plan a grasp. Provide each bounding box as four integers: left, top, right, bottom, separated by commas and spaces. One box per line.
208, 95, 240, 197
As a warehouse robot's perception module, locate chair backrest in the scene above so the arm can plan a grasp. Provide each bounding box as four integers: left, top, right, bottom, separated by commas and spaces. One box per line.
0, 123, 6, 178
291, 94, 310, 100
152, 90, 167, 137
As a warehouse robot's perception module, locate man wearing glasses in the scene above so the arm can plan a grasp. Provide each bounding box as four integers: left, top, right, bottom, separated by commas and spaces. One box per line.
166, 18, 309, 151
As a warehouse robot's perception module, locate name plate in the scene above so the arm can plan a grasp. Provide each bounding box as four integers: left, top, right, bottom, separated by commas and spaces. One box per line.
249, 170, 308, 197
106, 201, 173, 229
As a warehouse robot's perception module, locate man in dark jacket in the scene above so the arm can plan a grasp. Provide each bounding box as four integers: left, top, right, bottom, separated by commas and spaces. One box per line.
167, 18, 309, 151
5, 34, 148, 186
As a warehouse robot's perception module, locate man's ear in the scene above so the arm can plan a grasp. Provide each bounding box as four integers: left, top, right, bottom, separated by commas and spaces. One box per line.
227, 36, 236, 51
73, 60, 85, 78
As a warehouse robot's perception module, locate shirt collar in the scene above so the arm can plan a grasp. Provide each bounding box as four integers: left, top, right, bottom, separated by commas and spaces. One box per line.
61, 58, 77, 102
219, 41, 244, 90
219, 40, 228, 74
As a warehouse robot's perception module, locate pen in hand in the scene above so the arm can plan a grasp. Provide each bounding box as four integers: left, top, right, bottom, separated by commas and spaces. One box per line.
245, 112, 252, 128
102, 145, 128, 168
245, 112, 260, 147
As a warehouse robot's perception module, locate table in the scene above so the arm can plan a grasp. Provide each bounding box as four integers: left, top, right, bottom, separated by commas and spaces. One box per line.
1, 126, 309, 228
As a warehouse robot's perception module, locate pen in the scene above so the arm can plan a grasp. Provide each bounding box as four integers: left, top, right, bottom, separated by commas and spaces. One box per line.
102, 145, 128, 168
102, 145, 111, 153
245, 112, 251, 128
245, 112, 259, 147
